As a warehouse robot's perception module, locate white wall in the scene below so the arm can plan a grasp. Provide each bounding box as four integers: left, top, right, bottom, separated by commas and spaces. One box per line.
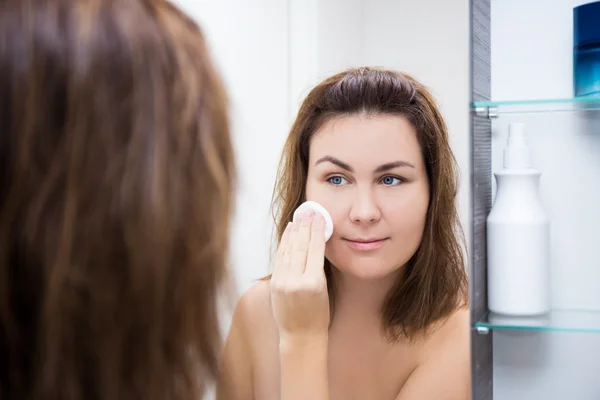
175, 1, 291, 300
491, 0, 600, 399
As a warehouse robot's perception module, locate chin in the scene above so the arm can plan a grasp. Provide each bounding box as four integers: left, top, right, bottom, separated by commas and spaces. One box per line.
328, 257, 401, 281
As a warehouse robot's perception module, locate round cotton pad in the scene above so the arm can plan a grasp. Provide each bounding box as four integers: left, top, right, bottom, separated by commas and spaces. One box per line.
292, 201, 334, 242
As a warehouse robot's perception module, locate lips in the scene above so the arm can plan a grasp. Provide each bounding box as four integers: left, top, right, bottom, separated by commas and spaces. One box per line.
343, 237, 389, 251
348, 238, 385, 243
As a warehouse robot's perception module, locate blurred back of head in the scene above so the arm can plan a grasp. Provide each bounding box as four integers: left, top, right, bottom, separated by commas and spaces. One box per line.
0, 1, 235, 399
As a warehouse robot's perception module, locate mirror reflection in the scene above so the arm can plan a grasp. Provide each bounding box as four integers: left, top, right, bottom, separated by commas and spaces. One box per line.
190, 1, 472, 399
217, 68, 471, 399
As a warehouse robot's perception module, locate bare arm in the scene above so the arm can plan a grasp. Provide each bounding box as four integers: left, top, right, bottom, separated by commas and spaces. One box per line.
279, 335, 329, 400
270, 213, 331, 400
216, 293, 254, 400
395, 308, 471, 400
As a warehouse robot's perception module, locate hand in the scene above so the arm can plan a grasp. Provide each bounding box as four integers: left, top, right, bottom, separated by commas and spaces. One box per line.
270, 210, 330, 344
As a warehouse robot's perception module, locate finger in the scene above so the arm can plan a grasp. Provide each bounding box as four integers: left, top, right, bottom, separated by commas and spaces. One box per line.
271, 222, 292, 282
281, 221, 297, 279
305, 213, 326, 277
289, 212, 313, 276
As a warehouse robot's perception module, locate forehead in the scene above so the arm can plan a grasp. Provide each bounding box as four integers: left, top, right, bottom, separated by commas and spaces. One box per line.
309, 114, 422, 165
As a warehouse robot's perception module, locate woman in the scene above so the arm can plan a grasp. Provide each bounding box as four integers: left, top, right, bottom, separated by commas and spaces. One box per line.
218, 67, 470, 400
0, 1, 235, 399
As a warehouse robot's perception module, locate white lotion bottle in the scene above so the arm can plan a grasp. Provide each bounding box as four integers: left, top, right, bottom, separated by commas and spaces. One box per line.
487, 123, 551, 316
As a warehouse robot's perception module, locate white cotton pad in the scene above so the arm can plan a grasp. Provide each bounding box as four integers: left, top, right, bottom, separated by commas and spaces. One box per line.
292, 200, 334, 242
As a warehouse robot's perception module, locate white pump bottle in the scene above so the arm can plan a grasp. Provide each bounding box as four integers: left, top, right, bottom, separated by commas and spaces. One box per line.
486, 123, 551, 316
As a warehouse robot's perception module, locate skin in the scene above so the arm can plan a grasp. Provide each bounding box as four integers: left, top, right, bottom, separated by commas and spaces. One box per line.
217, 114, 470, 400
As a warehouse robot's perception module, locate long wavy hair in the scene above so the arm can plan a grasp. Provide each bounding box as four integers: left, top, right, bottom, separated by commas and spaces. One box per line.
0, 1, 235, 399
270, 67, 468, 341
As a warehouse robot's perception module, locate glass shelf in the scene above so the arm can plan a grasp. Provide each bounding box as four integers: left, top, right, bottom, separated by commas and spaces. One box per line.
475, 309, 600, 333
471, 96, 600, 116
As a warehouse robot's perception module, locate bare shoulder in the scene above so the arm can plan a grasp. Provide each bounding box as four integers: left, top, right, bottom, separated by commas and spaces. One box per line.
421, 306, 470, 357
217, 280, 279, 399
235, 279, 276, 330
435, 306, 470, 337
394, 308, 470, 399
232, 279, 280, 355
236, 280, 281, 397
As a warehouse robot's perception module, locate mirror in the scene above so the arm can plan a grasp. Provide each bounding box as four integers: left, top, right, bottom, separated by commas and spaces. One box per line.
174, 1, 473, 399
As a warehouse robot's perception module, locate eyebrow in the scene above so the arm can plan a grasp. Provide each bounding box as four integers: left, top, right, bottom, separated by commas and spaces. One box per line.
315, 155, 415, 173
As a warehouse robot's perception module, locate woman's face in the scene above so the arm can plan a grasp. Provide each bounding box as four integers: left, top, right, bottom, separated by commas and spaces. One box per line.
305, 113, 430, 281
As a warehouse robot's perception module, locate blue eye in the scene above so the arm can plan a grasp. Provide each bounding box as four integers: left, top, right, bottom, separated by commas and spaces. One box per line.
381, 176, 402, 186
328, 176, 348, 186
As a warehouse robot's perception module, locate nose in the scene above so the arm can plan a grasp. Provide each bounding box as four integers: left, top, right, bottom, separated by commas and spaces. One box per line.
348, 187, 381, 224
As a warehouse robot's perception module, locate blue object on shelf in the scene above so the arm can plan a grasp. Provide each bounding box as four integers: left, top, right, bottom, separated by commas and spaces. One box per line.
574, 1, 600, 97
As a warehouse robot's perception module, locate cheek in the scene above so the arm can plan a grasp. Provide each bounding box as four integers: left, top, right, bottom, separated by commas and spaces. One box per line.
305, 179, 350, 226
306, 180, 351, 234
380, 185, 429, 228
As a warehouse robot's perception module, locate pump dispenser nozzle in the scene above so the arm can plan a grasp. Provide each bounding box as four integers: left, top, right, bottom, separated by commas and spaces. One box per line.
503, 123, 531, 169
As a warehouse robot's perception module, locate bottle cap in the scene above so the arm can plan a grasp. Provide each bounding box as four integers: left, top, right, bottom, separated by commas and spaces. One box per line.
574, 1, 600, 49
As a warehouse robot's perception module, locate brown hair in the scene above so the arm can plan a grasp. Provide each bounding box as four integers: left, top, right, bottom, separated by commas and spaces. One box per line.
270, 67, 467, 341
0, 1, 235, 399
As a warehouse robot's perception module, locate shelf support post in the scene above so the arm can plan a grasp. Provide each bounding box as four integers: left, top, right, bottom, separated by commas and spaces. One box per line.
473, 106, 499, 119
